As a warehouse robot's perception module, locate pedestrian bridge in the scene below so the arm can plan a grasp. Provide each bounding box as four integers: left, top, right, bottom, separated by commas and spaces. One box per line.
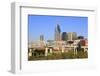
28, 45, 88, 57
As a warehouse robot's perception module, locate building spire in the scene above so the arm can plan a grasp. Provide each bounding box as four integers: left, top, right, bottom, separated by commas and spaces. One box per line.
55, 24, 61, 41
56, 24, 61, 33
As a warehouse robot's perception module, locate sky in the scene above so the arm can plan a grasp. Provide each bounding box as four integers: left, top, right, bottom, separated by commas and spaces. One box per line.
28, 15, 88, 42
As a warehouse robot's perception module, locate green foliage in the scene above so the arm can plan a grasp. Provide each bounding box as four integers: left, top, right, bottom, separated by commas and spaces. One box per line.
28, 50, 88, 61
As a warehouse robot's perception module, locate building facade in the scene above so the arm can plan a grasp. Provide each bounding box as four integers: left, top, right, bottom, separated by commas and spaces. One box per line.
40, 35, 44, 41
55, 24, 61, 41
62, 32, 68, 41
67, 32, 77, 41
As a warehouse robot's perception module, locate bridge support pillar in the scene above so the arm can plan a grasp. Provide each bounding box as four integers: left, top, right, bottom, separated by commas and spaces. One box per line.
74, 47, 77, 55
29, 48, 32, 57
45, 48, 48, 56
62, 47, 64, 53
50, 48, 53, 54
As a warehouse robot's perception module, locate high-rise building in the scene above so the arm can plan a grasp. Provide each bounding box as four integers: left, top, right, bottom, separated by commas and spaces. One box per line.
40, 35, 44, 41
62, 32, 68, 41
67, 32, 77, 41
55, 24, 61, 41
72, 32, 77, 40
39, 35, 46, 47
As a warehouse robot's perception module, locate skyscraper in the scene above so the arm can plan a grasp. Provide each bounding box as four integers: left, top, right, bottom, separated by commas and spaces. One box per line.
62, 32, 68, 41
40, 35, 44, 41
40, 35, 45, 47
72, 32, 77, 40
55, 24, 61, 41
67, 32, 77, 41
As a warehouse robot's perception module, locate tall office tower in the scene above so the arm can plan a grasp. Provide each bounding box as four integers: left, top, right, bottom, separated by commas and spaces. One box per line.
62, 32, 68, 41
67, 32, 77, 41
72, 32, 77, 40
55, 24, 61, 41
40, 35, 44, 41
40, 35, 45, 47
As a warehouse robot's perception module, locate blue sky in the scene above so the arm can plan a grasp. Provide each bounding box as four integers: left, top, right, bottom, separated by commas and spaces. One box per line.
28, 15, 88, 42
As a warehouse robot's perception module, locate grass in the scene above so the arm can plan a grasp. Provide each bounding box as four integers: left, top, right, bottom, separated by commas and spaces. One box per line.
28, 50, 88, 61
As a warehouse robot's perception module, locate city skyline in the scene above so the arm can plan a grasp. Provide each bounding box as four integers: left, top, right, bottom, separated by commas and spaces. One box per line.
28, 15, 88, 42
